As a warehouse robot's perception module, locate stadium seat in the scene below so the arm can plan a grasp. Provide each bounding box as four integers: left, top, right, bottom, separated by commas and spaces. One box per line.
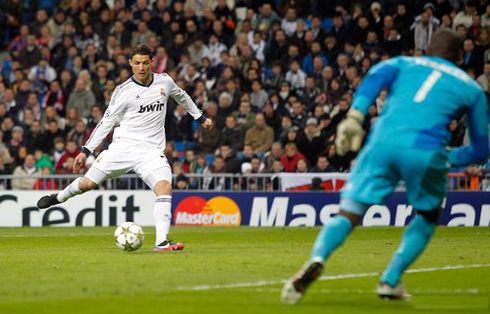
192, 121, 200, 133
263, 67, 273, 78
174, 141, 185, 153
205, 154, 215, 165
321, 18, 334, 32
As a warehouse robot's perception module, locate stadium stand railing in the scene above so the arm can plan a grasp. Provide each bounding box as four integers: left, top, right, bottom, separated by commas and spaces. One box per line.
447, 173, 480, 191
0, 173, 483, 192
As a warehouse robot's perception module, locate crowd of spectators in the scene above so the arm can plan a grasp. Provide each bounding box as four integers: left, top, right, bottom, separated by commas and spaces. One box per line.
0, 0, 487, 190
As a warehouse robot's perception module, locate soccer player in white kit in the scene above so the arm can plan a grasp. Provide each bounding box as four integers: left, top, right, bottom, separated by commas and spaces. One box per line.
37, 44, 214, 251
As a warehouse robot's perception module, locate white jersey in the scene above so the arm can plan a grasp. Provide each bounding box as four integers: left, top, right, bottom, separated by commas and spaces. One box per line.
83, 73, 203, 153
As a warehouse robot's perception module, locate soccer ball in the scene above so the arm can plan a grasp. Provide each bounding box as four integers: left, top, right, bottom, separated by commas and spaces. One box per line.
114, 222, 145, 251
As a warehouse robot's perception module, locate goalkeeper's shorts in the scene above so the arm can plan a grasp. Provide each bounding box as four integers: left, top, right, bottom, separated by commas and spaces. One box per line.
340, 144, 448, 215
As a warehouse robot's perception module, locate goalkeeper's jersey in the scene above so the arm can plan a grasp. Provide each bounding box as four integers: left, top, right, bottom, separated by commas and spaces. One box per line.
83, 73, 203, 153
351, 56, 488, 166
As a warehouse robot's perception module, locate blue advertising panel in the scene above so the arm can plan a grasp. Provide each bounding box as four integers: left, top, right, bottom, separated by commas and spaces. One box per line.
172, 192, 490, 227
1, 191, 487, 227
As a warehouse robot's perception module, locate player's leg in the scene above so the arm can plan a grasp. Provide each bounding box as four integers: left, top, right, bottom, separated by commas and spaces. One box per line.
153, 180, 172, 245
311, 204, 362, 261
378, 208, 439, 299
136, 152, 183, 252
37, 171, 102, 209
281, 200, 369, 305
281, 145, 398, 304
378, 150, 447, 299
152, 179, 184, 251
281, 208, 363, 302
37, 149, 131, 209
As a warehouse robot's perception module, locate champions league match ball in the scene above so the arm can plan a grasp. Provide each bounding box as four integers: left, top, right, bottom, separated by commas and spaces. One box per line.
114, 222, 145, 251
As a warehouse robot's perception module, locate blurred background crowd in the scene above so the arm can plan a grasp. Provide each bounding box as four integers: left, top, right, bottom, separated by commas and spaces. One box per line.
0, 0, 488, 190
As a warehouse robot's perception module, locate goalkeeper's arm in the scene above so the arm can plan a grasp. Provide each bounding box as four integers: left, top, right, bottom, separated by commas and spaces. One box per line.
336, 59, 400, 155
448, 91, 489, 166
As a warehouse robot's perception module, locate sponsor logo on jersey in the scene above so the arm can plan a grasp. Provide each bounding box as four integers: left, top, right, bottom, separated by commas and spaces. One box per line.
174, 196, 241, 226
138, 101, 165, 113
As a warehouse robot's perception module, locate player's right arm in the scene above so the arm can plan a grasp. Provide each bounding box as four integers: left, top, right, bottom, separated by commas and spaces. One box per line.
448, 90, 489, 166
336, 58, 400, 155
74, 86, 127, 172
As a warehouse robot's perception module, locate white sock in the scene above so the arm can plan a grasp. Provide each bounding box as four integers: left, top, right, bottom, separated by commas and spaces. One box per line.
154, 195, 172, 246
57, 177, 83, 202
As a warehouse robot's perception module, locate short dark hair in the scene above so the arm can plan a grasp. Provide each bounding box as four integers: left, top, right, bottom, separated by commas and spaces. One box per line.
131, 44, 153, 59
221, 139, 232, 147
428, 29, 462, 63
317, 154, 328, 161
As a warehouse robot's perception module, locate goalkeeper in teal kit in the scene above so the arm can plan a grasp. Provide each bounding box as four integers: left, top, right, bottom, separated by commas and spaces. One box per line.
282, 29, 489, 303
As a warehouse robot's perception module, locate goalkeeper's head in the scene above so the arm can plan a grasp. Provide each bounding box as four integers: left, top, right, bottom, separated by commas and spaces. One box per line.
427, 29, 463, 64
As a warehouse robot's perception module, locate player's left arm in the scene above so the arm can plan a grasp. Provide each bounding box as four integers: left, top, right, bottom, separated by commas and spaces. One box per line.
169, 79, 213, 130
336, 58, 400, 155
448, 91, 489, 166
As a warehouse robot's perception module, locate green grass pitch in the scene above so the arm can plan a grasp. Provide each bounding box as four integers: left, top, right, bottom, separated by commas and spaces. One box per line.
0, 227, 489, 313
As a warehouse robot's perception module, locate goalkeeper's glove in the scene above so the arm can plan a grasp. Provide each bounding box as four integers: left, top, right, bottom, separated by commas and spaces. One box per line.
335, 109, 365, 156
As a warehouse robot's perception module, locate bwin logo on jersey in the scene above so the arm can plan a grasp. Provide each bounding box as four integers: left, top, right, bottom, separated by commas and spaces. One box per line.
138, 101, 165, 113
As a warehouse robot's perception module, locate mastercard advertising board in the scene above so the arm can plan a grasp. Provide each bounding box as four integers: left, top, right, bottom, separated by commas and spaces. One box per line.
174, 196, 241, 226
172, 192, 490, 227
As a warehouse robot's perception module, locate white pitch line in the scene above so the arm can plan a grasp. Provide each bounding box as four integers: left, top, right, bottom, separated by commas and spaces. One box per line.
252, 288, 485, 295
0, 233, 111, 238
0, 232, 156, 238
319, 272, 379, 281
414, 306, 488, 310
176, 280, 283, 291
405, 264, 490, 273
175, 264, 490, 292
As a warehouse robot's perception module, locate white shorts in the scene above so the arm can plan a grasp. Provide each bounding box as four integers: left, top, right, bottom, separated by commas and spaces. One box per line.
85, 140, 172, 189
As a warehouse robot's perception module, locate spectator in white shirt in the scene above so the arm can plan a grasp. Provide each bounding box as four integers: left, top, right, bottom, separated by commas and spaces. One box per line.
281, 8, 298, 37
28, 59, 57, 83
453, 1, 477, 29
477, 62, 490, 92
203, 34, 228, 67
285, 59, 306, 90
250, 80, 269, 110
248, 31, 266, 62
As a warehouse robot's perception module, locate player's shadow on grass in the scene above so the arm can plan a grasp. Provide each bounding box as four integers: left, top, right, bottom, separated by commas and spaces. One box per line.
111, 249, 185, 255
